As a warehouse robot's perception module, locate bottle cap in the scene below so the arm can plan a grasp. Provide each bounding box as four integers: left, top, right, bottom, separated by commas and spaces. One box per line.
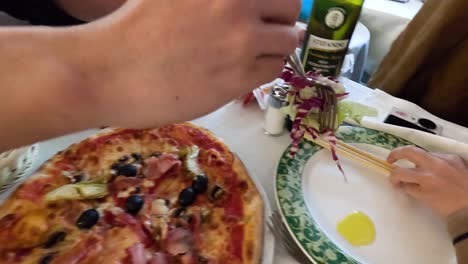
269, 85, 289, 108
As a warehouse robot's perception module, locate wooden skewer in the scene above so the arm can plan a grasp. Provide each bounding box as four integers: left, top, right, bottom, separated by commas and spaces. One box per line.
304, 134, 394, 174
335, 140, 395, 170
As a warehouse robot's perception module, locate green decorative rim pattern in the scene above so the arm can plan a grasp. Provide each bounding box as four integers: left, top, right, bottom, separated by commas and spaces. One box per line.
275, 126, 415, 264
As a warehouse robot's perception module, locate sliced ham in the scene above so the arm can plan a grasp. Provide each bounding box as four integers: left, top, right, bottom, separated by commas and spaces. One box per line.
140, 214, 153, 235
149, 253, 169, 264
105, 212, 153, 246
200, 149, 225, 167
127, 243, 146, 264
179, 251, 196, 264
151, 217, 169, 242
51, 235, 102, 264
142, 154, 181, 180
118, 213, 138, 226
166, 228, 193, 256
108, 176, 143, 195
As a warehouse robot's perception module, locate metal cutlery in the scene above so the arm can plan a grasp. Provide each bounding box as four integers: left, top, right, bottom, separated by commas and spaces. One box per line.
286, 52, 338, 132
267, 210, 313, 264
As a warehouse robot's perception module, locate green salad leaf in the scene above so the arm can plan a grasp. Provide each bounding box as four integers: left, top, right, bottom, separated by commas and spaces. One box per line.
337, 101, 378, 125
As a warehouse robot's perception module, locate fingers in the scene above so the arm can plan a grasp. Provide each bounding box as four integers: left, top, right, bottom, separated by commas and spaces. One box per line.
296, 25, 306, 47
389, 168, 425, 200
401, 183, 423, 199
387, 146, 433, 167
257, 0, 301, 25
255, 24, 299, 56
249, 55, 285, 88
389, 167, 422, 185
430, 152, 468, 171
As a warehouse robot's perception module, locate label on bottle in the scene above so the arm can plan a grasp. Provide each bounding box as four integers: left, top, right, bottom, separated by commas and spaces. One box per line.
306, 35, 349, 52
325, 7, 346, 29
303, 34, 349, 76
301, 0, 363, 76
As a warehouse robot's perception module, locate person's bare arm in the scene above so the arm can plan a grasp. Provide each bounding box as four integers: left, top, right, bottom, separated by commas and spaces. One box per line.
447, 208, 468, 264
0, 0, 301, 152
0, 26, 100, 151
388, 146, 468, 264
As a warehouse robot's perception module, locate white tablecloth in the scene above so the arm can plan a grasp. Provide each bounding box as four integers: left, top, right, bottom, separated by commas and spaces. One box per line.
23, 75, 468, 263
341, 22, 370, 83
30, 79, 372, 264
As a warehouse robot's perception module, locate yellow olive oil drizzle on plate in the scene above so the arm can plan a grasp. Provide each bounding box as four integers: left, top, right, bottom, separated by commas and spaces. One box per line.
337, 211, 376, 246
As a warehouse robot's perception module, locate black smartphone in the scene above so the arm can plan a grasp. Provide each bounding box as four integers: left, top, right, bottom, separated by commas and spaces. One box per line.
383, 108, 442, 135
384, 115, 436, 134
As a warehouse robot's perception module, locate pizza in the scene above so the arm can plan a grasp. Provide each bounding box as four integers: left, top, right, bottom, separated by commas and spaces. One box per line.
0, 123, 264, 264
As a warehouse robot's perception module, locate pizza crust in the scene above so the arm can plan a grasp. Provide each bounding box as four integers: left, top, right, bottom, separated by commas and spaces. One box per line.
232, 154, 264, 264
0, 123, 265, 263
185, 122, 265, 263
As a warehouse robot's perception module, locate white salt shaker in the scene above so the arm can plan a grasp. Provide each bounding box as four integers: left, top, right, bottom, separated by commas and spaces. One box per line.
263, 86, 288, 136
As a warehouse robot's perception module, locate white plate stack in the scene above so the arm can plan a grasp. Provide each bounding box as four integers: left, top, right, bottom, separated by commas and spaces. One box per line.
0, 144, 39, 194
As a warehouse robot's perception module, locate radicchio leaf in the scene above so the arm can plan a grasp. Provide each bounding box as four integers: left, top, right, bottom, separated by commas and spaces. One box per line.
280, 67, 348, 182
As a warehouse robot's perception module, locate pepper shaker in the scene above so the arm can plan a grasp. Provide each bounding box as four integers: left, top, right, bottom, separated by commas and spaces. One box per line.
263, 85, 288, 136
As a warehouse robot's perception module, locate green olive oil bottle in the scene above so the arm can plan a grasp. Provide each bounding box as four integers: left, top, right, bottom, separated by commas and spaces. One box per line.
301, 0, 364, 77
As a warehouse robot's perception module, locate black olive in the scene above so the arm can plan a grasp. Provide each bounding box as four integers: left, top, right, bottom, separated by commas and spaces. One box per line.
116, 164, 138, 177
76, 209, 99, 229
184, 215, 194, 224
43, 231, 66, 248
125, 195, 144, 215
131, 153, 142, 161
192, 174, 208, 194
172, 207, 186, 217
285, 115, 293, 132
72, 174, 83, 183
178, 187, 196, 207
118, 155, 129, 163
164, 199, 170, 206
198, 255, 209, 264
210, 185, 225, 201
39, 254, 54, 264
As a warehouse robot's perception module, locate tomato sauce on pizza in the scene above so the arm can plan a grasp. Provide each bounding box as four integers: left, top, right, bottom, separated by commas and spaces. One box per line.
0, 123, 264, 264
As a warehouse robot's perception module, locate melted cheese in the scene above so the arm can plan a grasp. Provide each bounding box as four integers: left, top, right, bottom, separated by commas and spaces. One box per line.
12, 210, 50, 248
198, 208, 230, 260
152, 217, 169, 241
142, 179, 155, 188
151, 199, 168, 216
117, 187, 136, 198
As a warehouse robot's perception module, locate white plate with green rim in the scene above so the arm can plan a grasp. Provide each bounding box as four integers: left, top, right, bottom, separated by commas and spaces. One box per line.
275, 126, 456, 264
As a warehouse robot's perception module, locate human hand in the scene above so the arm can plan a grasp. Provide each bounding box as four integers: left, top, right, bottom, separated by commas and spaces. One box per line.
387, 146, 468, 217
78, 0, 300, 128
